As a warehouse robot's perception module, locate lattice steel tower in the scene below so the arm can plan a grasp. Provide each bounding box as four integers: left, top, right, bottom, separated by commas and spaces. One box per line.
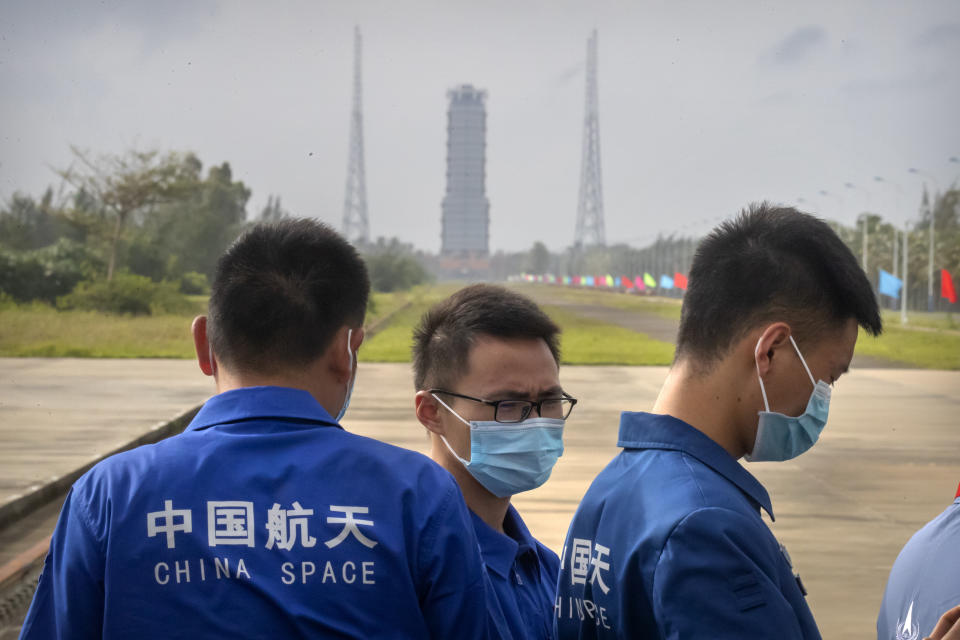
573, 29, 606, 248
342, 26, 369, 244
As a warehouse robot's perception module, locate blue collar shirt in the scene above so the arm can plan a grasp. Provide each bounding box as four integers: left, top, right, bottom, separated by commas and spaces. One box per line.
555, 412, 820, 639
473, 505, 560, 640
877, 494, 960, 640
21, 386, 494, 639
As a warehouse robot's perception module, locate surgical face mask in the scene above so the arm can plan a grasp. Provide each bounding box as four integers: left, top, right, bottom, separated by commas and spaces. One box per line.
432, 394, 565, 498
745, 335, 831, 462
336, 329, 356, 422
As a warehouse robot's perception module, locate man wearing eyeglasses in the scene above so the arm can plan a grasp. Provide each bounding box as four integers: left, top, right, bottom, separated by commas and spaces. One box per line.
413, 284, 577, 640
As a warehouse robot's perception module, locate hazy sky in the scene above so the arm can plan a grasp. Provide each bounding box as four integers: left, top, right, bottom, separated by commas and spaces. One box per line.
2, 0, 959, 253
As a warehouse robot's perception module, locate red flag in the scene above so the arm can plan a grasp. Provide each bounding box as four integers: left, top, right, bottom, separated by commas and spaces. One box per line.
674, 272, 689, 290
622, 276, 634, 289
942, 269, 957, 304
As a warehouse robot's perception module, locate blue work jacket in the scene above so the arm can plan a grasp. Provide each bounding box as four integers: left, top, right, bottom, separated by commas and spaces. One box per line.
20, 386, 492, 639
877, 492, 960, 640
474, 505, 560, 640
555, 412, 820, 639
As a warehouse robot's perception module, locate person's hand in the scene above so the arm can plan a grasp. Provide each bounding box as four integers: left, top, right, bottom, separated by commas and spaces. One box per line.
926, 605, 960, 640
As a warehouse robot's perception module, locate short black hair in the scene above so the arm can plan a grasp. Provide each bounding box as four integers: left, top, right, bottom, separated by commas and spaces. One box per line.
412, 284, 561, 390
207, 218, 369, 374
676, 202, 881, 366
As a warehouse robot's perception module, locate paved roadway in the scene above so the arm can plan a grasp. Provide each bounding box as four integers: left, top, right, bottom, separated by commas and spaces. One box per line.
1, 358, 958, 638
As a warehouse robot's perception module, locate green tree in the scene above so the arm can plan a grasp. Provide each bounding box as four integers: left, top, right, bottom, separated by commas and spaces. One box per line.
364, 238, 432, 292
528, 241, 551, 274
259, 194, 288, 221
57, 147, 188, 281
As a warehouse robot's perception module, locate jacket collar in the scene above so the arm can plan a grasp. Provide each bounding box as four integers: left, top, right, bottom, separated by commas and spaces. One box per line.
617, 411, 775, 520
187, 386, 340, 432
471, 505, 539, 579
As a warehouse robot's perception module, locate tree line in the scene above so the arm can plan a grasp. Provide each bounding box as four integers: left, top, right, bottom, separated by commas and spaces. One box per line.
0, 147, 431, 314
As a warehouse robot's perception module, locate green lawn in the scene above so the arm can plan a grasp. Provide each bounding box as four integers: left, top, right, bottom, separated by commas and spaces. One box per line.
0, 303, 199, 358
880, 309, 960, 331
543, 306, 676, 365
507, 282, 683, 320
856, 325, 960, 370
3, 283, 956, 369
358, 287, 676, 365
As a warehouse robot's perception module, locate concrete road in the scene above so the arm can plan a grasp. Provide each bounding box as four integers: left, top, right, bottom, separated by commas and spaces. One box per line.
1, 358, 958, 638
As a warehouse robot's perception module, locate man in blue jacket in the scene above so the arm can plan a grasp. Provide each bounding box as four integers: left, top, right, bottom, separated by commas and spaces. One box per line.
20, 219, 493, 639
413, 284, 576, 639
555, 204, 882, 639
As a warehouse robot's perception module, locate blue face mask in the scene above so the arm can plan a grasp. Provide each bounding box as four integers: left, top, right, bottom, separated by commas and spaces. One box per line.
432, 394, 565, 498
745, 335, 832, 463
336, 330, 356, 422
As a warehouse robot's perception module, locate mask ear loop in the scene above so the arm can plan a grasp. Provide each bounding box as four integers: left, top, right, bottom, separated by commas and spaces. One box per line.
788, 335, 816, 387
430, 393, 472, 466
755, 338, 771, 412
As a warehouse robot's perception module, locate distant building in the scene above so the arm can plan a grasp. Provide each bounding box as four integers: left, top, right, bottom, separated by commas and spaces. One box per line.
441, 85, 490, 267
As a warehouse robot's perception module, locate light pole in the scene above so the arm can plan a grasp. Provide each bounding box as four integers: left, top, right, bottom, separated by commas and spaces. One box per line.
845, 182, 870, 272
902, 221, 910, 325
908, 168, 940, 311
875, 176, 904, 279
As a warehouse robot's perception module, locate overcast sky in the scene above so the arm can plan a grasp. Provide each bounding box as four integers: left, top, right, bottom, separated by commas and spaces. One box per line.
2, 0, 959, 253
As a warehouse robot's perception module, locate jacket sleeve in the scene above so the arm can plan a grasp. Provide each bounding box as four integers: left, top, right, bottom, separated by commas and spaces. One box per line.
417, 480, 512, 640
652, 507, 816, 640
19, 487, 105, 640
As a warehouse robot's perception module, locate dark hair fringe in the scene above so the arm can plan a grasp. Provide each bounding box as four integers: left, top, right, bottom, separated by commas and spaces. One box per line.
412, 284, 561, 390
676, 202, 881, 365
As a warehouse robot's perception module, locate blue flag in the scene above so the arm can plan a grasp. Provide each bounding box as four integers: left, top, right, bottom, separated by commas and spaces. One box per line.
878, 269, 902, 299
659, 274, 674, 290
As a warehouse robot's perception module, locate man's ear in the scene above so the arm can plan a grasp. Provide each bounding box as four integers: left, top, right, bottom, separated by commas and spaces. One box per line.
329, 326, 360, 383
350, 327, 365, 355
415, 391, 446, 436
754, 322, 792, 378
192, 316, 216, 377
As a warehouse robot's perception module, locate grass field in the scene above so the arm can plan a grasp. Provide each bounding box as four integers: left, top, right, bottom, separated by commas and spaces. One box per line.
880, 308, 959, 331
2, 284, 957, 368
0, 303, 200, 358
510, 283, 683, 320
855, 325, 960, 370
0, 289, 425, 359
357, 287, 676, 365
543, 306, 676, 365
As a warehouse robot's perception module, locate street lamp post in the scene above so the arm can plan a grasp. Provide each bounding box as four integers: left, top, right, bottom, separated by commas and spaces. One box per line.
908, 168, 940, 311
845, 183, 870, 272
875, 176, 904, 280
902, 222, 909, 325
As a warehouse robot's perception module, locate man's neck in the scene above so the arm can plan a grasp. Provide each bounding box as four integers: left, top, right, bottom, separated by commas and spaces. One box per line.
430, 440, 511, 534
652, 359, 750, 459
215, 364, 344, 419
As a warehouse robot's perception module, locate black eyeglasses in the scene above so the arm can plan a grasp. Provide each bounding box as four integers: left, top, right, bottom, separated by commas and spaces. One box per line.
430, 389, 577, 424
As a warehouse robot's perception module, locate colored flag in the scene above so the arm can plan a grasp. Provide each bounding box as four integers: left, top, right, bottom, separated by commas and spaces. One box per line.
643, 272, 657, 288
585, 276, 595, 287
605, 275, 614, 287
660, 275, 674, 289
878, 269, 902, 299
674, 272, 688, 290
614, 276, 621, 288
942, 269, 957, 304
595, 275, 604, 287
635, 276, 645, 290
562, 276, 571, 286
622, 276, 634, 289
